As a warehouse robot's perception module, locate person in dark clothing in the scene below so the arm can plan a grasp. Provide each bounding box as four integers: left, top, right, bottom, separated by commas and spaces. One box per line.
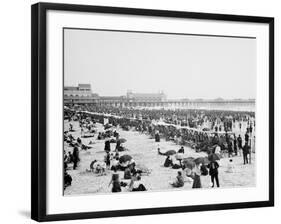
178, 146, 184, 154
77, 137, 82, 144
115, 140, 121, 151
192, 164, 202, 189
104, 140, 111, 153
72, 147, 80, 170
215, 126, 218, 132
200, 164, 209, 176
114, 152, 119, 160
233, 135, 238, 156
249, 125, 253, 135
64, 161, 68, 170
207, 161, 220, 187
105, 152, 111, 167
64, 171, 72, 189
164, 155, 173, 167
225, 132, 230, 144
67, 151, 73, 163
132, 184, 147, 191
69, 123, 73, 130
155, 132, 160, 142
124, 167, 132, 179
237, 134, 243, 156
109, 167, 121, 193
242, 143, 250, 164
113, 130, 119, 139
130, 175, 147, 191
245, 132, 249, 144
228, 141, 233, 157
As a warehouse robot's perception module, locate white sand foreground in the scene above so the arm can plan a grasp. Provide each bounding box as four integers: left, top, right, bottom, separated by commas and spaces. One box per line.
64, 121, 255, 196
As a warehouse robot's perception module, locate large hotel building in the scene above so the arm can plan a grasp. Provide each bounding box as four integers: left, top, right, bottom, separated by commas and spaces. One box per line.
64, 84, 255, 111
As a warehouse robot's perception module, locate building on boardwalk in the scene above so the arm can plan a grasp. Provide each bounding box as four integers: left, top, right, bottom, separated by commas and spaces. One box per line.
64, 84, 99, 104
63, 84, 255, 111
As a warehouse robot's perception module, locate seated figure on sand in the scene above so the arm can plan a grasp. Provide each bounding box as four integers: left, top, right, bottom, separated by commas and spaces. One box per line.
170, 171, 184, 188
164, 155, 173, 167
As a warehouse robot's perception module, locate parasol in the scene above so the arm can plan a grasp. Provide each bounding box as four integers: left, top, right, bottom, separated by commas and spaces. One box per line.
165, 149, 177, 156
208, 153, 221, 162
104, 123, 113, 130
194, 157, 209, 165
119, 154, 133, 163
118, 138, 127, 143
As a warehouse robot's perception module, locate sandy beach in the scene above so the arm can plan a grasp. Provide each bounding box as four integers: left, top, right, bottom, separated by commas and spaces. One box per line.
64, 120, 255, 196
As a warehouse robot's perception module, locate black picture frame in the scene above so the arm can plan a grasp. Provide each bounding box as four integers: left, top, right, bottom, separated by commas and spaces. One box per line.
31, 2, 274, 222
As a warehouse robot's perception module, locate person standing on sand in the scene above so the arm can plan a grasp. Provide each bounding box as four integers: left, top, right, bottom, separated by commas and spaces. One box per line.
155, 131, 160, 142
237, 134, 243, 156
228, 140, 233, 157
192, 164, 202, 188
233, 135, 238, 156
207, 161, 220, 188
108, 167, 121, 193
245, 132, 249, 145
72, 146, 80, 170
104, 151, 111, 168
242, 142, 250, 164
104, 140, 111, 153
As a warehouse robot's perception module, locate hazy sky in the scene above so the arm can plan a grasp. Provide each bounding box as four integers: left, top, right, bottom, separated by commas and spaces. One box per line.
64, 28, 256, 99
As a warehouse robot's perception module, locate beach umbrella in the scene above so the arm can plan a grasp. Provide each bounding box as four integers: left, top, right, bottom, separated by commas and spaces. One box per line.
104, 123, 112, 130
165, 150, 177, 156
208, 153, 221, 162
119, 154, 133, 163
118, 138, 127, 143
194, 157, 209, 165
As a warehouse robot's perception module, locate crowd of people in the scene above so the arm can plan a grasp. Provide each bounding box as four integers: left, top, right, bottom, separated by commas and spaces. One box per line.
66, 104, 255, 155
63, 104, 255, 192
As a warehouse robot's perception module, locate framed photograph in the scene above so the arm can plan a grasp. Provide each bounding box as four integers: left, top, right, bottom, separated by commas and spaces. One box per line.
31, 2, 274, 222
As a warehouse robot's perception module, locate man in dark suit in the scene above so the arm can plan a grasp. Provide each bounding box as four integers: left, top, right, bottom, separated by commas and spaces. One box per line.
237, 134, 243, 156
242, 143, 250, 164
207, 161, 220, 188
245, 132, 249, 144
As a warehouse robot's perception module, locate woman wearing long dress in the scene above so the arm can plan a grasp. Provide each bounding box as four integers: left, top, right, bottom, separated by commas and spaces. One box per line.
192, 164, 202, 188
